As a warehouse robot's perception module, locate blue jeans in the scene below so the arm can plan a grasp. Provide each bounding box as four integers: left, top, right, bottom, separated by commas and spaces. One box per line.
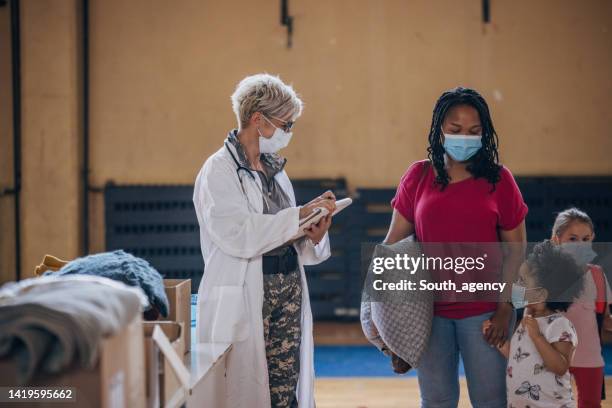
417, 311, 514, 408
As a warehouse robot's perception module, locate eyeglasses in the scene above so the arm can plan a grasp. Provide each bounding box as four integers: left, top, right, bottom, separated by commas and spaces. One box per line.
262, 114, 294, 133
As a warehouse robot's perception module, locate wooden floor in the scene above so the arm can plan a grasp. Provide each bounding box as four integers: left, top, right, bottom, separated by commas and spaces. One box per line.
315, 377, 612, 408
315, 378, 469, 408
313, 322, 612, 407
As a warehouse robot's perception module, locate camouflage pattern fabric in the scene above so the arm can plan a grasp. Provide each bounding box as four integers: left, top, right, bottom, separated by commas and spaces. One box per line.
262, 270, 302, 407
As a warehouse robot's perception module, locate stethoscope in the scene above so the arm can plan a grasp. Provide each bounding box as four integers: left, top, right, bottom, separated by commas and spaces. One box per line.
224, 141, 269, 213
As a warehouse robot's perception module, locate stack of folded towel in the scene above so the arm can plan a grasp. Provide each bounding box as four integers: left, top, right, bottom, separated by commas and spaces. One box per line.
0, 275, 146, 384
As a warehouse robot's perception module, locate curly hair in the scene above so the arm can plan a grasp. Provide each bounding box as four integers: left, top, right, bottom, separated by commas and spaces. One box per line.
426, 87, 501, 191
526, 240, 585, 312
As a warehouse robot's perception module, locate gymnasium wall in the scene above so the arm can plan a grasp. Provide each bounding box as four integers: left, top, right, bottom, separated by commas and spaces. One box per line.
0, 1, 15, 284
1, 0, 611, 282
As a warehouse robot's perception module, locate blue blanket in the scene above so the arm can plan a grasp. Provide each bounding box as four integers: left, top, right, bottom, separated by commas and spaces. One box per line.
46, 250, 169, 317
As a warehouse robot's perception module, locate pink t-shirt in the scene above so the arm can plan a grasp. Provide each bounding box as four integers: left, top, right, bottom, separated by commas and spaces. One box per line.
391, 160, 528, 319
564, 265, 612, 368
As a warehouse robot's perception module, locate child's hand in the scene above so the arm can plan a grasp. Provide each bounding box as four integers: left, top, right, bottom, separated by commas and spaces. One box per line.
494, 340, 510, 359
483, 319, 509, 356
522, 315, 542, 339
482, 319, 492, 335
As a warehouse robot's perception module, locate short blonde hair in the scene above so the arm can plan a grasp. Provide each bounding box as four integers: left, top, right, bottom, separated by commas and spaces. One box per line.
231, 74, 303, 130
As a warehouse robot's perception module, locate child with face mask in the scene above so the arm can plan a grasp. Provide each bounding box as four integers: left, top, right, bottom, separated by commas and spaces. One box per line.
552, 208, 612, 408
484, 240, 584, 407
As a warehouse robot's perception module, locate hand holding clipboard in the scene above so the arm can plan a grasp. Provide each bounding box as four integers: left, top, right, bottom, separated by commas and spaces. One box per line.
291, 197, 353, 241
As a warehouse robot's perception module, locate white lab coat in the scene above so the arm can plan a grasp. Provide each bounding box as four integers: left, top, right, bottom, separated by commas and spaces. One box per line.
193, 141, 331, 408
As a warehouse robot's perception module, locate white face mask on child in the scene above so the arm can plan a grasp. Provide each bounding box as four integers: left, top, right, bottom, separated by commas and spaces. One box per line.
559, 242, 597, 266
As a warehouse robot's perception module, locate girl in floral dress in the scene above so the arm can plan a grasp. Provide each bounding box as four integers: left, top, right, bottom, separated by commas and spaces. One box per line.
485, 241, 584, 408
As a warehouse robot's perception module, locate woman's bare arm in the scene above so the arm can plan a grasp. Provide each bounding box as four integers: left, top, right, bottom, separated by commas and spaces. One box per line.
383, 209, 415, 245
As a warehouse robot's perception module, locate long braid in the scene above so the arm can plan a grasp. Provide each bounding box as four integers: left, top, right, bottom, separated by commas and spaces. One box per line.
426, 87, 501, 191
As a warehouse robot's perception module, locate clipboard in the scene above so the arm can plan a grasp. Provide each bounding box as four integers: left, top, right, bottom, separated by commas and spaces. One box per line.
291, 198, 353, 240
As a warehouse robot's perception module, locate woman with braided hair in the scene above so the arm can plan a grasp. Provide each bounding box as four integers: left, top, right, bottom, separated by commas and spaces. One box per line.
384, 87, 528, 407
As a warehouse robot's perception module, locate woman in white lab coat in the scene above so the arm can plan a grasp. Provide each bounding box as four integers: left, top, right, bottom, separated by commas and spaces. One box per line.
193, 74, 335, 407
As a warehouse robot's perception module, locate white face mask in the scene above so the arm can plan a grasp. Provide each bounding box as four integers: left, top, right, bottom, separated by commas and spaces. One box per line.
258, 115, 293, 153
559, 242, 597, 266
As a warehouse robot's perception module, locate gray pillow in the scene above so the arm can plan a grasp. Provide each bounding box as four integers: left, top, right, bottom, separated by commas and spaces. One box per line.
360, 235, 433, 368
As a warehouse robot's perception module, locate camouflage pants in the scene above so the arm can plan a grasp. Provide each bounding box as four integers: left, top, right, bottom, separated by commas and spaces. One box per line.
262, 270, 302, 408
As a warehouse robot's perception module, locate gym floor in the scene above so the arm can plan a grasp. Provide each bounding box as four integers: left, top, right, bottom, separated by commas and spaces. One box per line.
312, 322, 612, 408
191, 299, 612, 407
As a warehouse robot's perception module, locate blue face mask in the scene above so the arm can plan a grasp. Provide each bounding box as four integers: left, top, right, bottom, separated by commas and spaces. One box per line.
560, 242, 597, 266
443, 134, 482, 162
511, 283, 544, 309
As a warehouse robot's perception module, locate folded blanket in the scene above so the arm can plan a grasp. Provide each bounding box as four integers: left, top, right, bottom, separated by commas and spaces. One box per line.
360, 236, 433, 368
0, 275, 145, 384
46, 250, 169, 318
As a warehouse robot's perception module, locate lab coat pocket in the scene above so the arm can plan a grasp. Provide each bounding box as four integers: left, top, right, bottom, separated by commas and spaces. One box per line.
209, 285, 250, 343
